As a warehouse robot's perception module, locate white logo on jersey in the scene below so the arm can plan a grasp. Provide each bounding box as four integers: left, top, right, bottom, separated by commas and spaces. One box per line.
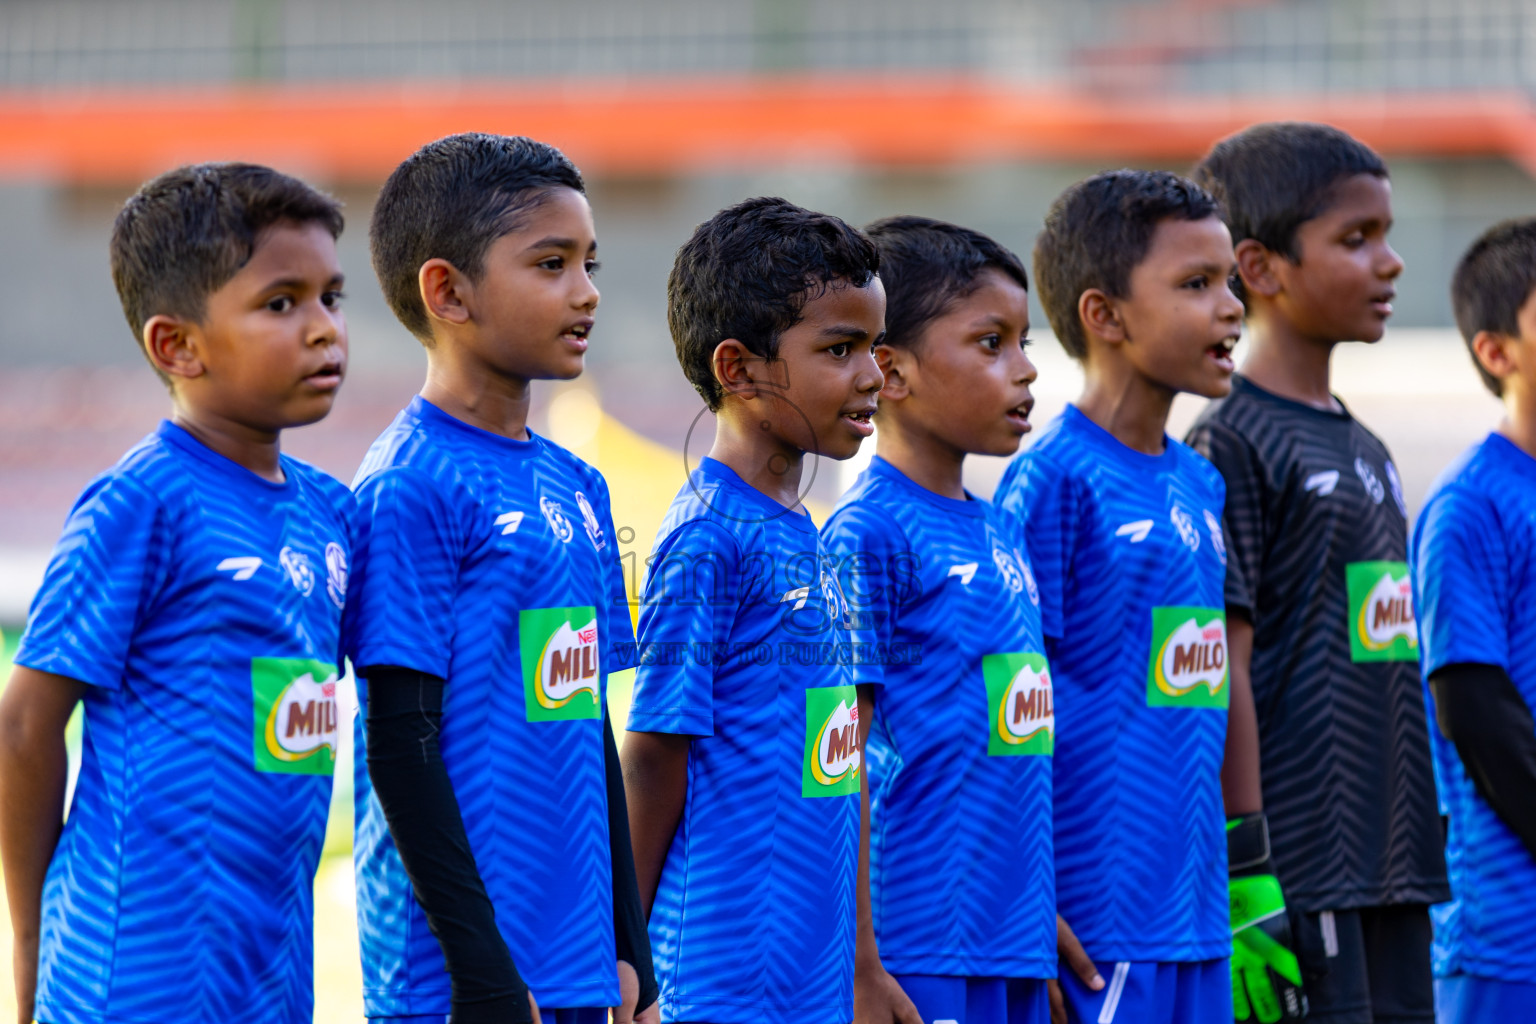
1115, 519, 1153, 543
216, 556, 262, 580
1170, 504, 1200, 552
781, 586, 811, 610
1385, 461, 1408, 518
821, 569, 851, 625
1020, 558, 1041, 607
1355, 458, 1385, 505
574, 491, 606, 550
1304, 470, 1340, 496
324, 542, 348, 609
1202, 509, 1227, 565
992, 545, 1027, 594
494, 510, 525, 535
279, 547, 314, 596
948, 562, 978, 585
540, 496, 575, 543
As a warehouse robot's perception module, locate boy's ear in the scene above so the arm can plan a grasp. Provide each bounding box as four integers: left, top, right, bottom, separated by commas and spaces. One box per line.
1234, 238, 1283, 300
873, 344, 912, 401
1471, 329, 1517, 383
1078, 288, 1127, 346
419, 258, 473, 327
712, 339, 759, 400
142, 315, 205, 380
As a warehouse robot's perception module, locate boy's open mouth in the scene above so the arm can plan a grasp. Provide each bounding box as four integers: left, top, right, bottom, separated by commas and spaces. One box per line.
1207, 336, 1238, 370
841, 407, 876, 437
1005, 399, 1034, 432
561, 319, 593, 349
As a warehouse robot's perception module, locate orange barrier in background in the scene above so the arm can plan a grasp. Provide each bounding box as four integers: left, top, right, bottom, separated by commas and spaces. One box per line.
2, 77, 1535, 183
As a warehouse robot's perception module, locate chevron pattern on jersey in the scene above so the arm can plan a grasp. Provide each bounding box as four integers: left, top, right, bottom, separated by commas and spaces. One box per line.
347, 398, 626, 1015
18, 422, 349, 1024
1413, 433, 1536, 984
996, 406, 1230, 963
628, 459, 859, 1024
824, 457, 1055, 979
1188, 377, 1447, 912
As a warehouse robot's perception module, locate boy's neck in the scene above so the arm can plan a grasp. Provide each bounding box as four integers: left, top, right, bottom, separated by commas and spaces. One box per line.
170, 405, 284, 484
872, 413, 967, 501
708, 410, 809, 511
421, 350, 533, 441
1076, 362, 1173, 457
1240, 309, 1342, 413
1498, 385, 1536, 461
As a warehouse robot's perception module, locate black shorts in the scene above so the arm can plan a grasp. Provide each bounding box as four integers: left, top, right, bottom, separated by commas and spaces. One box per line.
1293, 904, 1434, 1024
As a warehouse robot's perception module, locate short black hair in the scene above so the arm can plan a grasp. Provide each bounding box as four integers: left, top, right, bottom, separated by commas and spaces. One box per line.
863, 215, 1027, 350
110, 162, 343, 382
370, 132, 585, 341
668, 196, 881, 410
1194, 122, 1387, 262
1034, 169, 1218, 361
1451, 217, 1536, 397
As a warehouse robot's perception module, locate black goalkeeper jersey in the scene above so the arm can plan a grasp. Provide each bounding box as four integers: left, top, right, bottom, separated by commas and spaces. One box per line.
1187, 375, 1448, 912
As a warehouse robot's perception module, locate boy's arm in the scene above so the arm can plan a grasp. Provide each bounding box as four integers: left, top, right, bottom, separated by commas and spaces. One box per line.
1430, 663, 1536, 861
1223, 613, 1263, 816
0, 667, 85, 1024
603, 713, 659, 1020
620, 730, 690, 920
852, 684, 920, 1024
363, 665, 538, 1024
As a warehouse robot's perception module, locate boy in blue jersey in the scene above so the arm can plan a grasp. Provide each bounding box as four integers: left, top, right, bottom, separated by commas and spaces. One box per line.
822, 215, 1105, 1024
621, 197, 915, 1024
0, 163, 352, 1024
994, 170, 1242, 1024
346, 133, 656, 1024
1411, 218, 1536, 1022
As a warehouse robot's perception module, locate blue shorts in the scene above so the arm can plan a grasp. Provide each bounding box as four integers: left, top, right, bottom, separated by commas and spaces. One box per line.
1058, 959, 1231, 1024
375, 1009, 605, 1024
1436, 973, 1536, 1023
892, 974, 1051, 1024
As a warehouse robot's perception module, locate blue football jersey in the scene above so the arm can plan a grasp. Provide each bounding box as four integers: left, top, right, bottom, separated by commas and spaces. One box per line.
15, 421, 350, 1024
626, 457, 861, 1024
1412, 432, 1536, 984
995, 405, 1231, 963
823, 456, 1055, 979
346, 397, 632, 1014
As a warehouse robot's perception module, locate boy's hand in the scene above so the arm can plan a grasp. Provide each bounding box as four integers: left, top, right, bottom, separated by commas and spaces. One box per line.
528, 991, 542, 1024
612, 958, 659, 1024
854, 959, 922, 1024
1050, 914, 1104, 1024
1228, 815, 1306, 1022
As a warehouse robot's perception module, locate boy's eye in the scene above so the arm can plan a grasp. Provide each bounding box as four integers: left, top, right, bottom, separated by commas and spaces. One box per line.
1183, 275, 1209, 291
539, 256, 564, 271
585, 259, 602, 275
322, 291, 345, 309
827, 342, 851, 358
1343, 234, 1366, 249
979, 334, 1002, 352
1021, 334, 1033, 348
266, 295, 294, 313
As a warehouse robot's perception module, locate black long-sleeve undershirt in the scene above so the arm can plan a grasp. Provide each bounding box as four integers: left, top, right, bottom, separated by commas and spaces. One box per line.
1430, 662, 1536, 863
364, 665, 658, 1021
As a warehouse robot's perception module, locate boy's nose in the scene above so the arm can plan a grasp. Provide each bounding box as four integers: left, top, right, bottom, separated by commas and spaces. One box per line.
1379, 243, 1405, 280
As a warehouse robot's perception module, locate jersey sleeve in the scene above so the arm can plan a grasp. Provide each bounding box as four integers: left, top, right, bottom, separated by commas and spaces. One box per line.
822, 504, 908, 689
625, 518, 741, 737
1187, 420, 1264, 616
1413, 486, 1511, 676
15, 472, 169, 691
1003, 454, 1079, 640
589, 474, 638, 680
345, 466, 465, 677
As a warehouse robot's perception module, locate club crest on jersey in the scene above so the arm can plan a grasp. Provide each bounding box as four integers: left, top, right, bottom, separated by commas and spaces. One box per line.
540, 496, 575, 543
1146, 607, 1229, 709
1385, 461, 1408, 518
1355, 458, 1386, 505
992, 543, 1027, 595
251, 658, 338, 775
802, 686, 861, 797
1202, 510, 1227, 565
1170, 504, 1201, 552
519, 606, 601, 721
279, 546, 315, 596
324, 542, 348, 609
1020, 558, 1041, 607
984, 652, 1054, 756
1346, 562, 1417, 662
574, 491, 607, 550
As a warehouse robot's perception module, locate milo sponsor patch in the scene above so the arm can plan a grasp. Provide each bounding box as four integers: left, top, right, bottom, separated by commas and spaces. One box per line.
983, 652, 1054, 756
1346, 561, 1417, 662
520, 606, 602, 722
252, 657, 338, 775
802, 685, 861, 797
1146, 607, 1229, 709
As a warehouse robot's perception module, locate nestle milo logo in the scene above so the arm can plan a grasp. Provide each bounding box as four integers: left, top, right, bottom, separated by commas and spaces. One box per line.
802, 685, 861, 797
1346, 561, 1418, 662
1146, 607, 1229, 709
252, 657, 338, 775
984, 651, 1054, 756
520, 606, 602, 722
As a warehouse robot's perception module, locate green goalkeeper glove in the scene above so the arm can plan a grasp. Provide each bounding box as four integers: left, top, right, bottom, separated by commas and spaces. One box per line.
1228, 814, 1307, 1022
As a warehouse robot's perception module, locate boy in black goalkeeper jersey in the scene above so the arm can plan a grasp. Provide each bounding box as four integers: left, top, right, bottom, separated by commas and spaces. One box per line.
1187, 123, 1449, 1024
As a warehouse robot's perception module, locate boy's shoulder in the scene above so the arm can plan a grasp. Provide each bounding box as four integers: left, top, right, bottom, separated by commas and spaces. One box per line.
1424, 434, 1527, 517
1192, 376, 1394, 466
